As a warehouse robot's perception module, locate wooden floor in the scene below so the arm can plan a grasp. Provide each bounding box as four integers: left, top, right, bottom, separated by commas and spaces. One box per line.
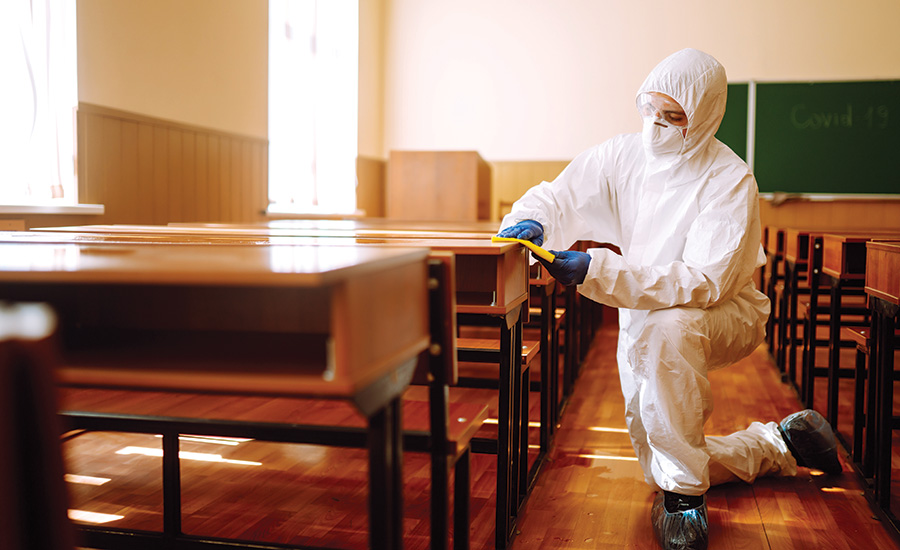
63, 316, 900, 550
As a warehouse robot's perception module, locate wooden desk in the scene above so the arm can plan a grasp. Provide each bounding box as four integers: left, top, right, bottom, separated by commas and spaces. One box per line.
19, 226, 532, 549
821, 232, 900, 432
0, 241, 430, 550
172, 221, 564, 447
30, 225, 528, 316
172, 221, 563, 522
151, 222, 563, 449
865, 240, 900, 518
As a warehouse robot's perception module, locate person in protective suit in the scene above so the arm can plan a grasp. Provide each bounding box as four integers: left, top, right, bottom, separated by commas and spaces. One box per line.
497, 48, 841, 550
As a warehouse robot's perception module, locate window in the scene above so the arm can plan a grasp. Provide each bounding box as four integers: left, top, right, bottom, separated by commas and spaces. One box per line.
267, 0, 359, 215
1, 0, 78, 205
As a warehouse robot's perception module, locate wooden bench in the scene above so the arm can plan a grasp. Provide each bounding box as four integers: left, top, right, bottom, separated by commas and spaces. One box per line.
842, 326, 875, 475
60, 390, 487, 550
454, 329, 543, 498
799, 291, 868, 408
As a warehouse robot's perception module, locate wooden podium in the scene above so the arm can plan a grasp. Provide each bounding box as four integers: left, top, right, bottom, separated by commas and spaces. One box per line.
387, 151, 491, 221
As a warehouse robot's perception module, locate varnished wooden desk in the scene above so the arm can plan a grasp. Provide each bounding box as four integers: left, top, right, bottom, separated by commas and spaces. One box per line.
0, 241, 430, 550
865, 240, 900, 521
30, 225, 528, 316
24, 226, 531, 549
172, 220, 564, 445
43, 222, 499, 241
821, 232, 900, 431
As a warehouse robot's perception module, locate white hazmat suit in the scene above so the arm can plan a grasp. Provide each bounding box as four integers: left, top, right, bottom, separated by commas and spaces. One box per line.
501, 48, 798, 496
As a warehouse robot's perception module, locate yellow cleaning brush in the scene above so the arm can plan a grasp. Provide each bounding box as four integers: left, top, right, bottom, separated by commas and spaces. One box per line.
491, 236, 556, 263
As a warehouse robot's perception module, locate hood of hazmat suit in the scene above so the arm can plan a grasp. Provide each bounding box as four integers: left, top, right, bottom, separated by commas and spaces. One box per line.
636, 49, 728, 167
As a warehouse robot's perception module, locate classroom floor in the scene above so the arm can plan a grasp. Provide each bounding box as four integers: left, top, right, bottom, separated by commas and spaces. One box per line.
63, 315, 900, 550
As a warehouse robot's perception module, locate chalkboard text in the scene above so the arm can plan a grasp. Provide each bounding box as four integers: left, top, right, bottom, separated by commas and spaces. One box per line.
790, 104, 851, 129
790, 103, 889, 130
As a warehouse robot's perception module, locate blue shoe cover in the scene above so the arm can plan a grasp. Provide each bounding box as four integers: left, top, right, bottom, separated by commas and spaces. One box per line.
778, 409, 842, 475
651, 491, 708, 550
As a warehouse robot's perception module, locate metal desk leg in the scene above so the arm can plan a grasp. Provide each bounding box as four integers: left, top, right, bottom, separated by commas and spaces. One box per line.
874, 301, 898, 509
369, 397, 403, 550
827, 278, 843, 427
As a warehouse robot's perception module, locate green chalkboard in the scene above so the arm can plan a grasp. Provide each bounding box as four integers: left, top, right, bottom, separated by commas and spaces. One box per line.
753, 81, 900, 194
715, 83, 748, 162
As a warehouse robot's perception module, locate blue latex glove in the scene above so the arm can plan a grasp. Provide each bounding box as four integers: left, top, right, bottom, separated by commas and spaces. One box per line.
496, 220, 544, 247
536, 250, 591, 286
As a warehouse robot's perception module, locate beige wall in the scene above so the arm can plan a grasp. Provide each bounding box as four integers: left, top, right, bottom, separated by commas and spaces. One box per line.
77, 0, 384, 155
77, 0, 900, 160
384, 0, 900, 160
73, 0, 900, 220
358, 0, 386, 158
77, 0, 268, 139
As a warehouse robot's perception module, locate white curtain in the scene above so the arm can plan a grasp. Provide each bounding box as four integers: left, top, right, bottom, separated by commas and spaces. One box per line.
0, 0, 78, 205
268, 0, 358, 214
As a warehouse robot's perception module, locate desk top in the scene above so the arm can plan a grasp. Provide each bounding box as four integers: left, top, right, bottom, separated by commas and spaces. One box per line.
179, 219, 502, 233
35, 223, 498, 241
15, 227, 531, 315
0, 237, 430, 287
28, 225, 520, 255
781, 227, 880, 264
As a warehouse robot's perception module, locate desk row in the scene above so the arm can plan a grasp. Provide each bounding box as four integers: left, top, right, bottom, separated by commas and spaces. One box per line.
762, 227, 900, 534
0, 223, 599, 550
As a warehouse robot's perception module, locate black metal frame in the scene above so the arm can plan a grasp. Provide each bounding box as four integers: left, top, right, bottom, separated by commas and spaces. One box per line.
765, 229, 785, 357
63, 371, 411, 550
62, 258, 475, 550
456, 306, 524, 549
872, 299, 900, 526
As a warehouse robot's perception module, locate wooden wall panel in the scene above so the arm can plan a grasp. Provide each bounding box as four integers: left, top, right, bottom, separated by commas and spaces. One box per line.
195, 134, 209, 222
489, 160, 569, 221
489, 158, 900, 233
759, 198, 900, 232
0, 220, 25, 230
356, 156, 386, 217
16, 108, 897, 233
208, 135, 221, 222
69, 103, 268, 227
137, 124, 155, 224
151, 125, 168, 223
120, 121, 138, 223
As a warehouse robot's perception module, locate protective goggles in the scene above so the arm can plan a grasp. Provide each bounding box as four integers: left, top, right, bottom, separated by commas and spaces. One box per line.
636, 92, 689, 129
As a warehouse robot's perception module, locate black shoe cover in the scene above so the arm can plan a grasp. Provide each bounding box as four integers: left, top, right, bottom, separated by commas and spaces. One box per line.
779, 409, 842, 475
651, 491, 708, 550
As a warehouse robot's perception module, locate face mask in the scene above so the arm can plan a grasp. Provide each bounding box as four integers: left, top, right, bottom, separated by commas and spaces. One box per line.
642, 116, 685, 161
